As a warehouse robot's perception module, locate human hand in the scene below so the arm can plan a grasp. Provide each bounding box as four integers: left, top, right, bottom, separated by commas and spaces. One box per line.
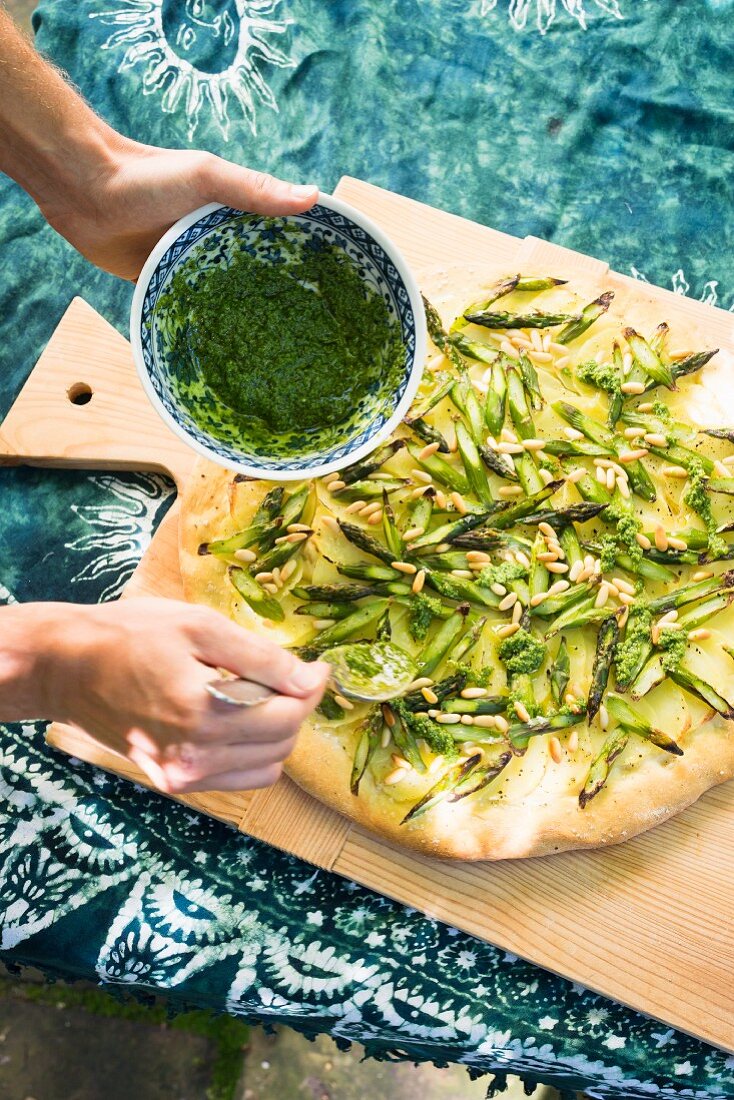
40, 137, 319, 281
40, 598, 330, 793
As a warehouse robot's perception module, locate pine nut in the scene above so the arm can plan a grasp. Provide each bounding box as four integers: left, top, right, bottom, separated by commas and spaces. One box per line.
367, 511, 383, 525
523, 438, 546, 451
599, 704, 609, 731
692, 569, 714, 581
612, 577, 635, 595
328, 479, 346, 492
567, 730, 579, 752
418, 442, 441, 460
606, 468, 616, 491
234, 548, 257, 563
392, 560, 418, 575
462, 687, 488, 699
384, 768, 408, 785
662, 466, 689, 479
451, 492, 469, 515
466, 550, 491, 562
531, 351, 553, 364
660, 609, 679, 623
421, 687, 439, 704
334, 693, 355, 711
501, 427, 519, 443
495, 715, 509, 734
490, 582, 508, 596
546, 561, 570, 574
451, 569, 474, 579
382, 704, 396, 727
428, 755, 445, 774
412, 569, 426, 594
617, 591, 635, 606
263, 583, 279, 595
403, 525, 425, 541
499, 592, 518, 611
360, 501, 382, 517
461, 714, 476, 726
391, 753, 412, 770
514, 701, 531, 723
516, 551, 532, 568
499, 485, 524, 497
530, 592, 547, 607
547, 579, 570, 596
496, 442, 525, 455
538, 522, 557, 538
537, 551, 559, 563
435, 490, 447, 509
555, 355, 571, 369
618, 449, 648, 463
567, 467, 586, 483
407, 677, 433, 690
636, 532, 652, 550
688, 628, 711, 641
413, 469, 433, 484
624, 427, 646, 439
637, 402, 654, 412
381, 726, 392, 749
437, 713, 461, 724
620, 381, 646, 395
321, 515, 340, 533
473, 715, 497, 729
548, 736, 563, 764
644, 433, 668, 447
617, 477, 631, 498
654, 525, 669, 551
496, 622, 521, 638
596, 467, 607, 485
539, 468, 555, 485
410, 485, 430, 499
255, 571, 274, 583
512, 600, 523, 623
667, 536, 688, 551
594, 583, 610, 608
345, 499, 367, 514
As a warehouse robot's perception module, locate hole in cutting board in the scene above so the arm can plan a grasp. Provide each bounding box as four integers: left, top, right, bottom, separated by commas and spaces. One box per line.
67, 382, 93, 406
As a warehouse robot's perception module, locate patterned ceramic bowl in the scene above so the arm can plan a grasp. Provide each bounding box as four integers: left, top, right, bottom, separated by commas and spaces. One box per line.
130, 195, 427, 480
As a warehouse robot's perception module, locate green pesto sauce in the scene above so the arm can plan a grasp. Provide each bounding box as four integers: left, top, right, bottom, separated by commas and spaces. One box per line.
157, 241, 405, 454
477, 561, 527, 589
498, 629, 546, 676
325, 641, 416, 697
394, 704, 459, 760
577, 358, 620, 395
659, 628, 687, 672
614, 604, 652, 684
409, 592, 443, 642
683, 460, 727, 558
603, 500, 643, 567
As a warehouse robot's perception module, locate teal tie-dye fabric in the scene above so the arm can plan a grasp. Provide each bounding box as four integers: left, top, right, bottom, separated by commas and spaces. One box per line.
1, 2, 733, 1095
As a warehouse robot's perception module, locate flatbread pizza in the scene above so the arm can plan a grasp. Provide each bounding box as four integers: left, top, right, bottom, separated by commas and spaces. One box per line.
179, 273, 734, 860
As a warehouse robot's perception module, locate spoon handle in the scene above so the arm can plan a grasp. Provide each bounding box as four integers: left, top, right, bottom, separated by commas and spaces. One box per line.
205, 678, 276, 708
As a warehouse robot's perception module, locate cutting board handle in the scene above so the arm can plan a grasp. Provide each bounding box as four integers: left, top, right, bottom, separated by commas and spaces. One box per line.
0, 297, 197, 488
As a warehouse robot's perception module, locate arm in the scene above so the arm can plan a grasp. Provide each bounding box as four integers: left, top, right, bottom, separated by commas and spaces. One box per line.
0, 599, 330, 793
0, 9, 318, 279
0, 15, 330, 789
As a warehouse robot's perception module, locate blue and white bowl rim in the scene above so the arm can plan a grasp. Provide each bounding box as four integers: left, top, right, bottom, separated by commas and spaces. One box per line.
130, 192, 427, 482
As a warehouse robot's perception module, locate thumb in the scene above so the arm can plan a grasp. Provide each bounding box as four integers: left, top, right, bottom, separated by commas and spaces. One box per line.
200, 157, 319, 216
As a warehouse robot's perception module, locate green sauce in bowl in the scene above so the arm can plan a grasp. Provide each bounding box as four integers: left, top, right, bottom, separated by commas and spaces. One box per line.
155, 235, 406, 459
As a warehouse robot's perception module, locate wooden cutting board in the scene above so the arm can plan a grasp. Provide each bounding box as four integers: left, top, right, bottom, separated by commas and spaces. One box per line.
2, 176, 734, 1053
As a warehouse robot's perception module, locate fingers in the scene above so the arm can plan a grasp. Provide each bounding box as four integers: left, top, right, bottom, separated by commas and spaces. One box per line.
155, 734, 297, 792
199, 156, 318, 216
129, 743, 287, 794
189, 610, 331, 699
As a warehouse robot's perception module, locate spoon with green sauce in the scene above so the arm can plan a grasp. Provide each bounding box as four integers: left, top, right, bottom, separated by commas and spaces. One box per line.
206, 641, 418, 707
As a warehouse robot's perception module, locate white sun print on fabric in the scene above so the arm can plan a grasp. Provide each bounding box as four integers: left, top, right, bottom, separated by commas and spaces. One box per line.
90, 0, 294, 139
479, 0, 623, 34
630, 265, 734, 311
65, 473, 174, 601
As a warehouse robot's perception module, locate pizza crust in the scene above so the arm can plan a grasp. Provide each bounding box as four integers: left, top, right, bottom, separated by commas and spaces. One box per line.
178, 273, 734, 861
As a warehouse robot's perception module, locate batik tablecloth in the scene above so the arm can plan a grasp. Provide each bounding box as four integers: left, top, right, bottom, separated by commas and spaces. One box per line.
1, 2, 733, 1096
